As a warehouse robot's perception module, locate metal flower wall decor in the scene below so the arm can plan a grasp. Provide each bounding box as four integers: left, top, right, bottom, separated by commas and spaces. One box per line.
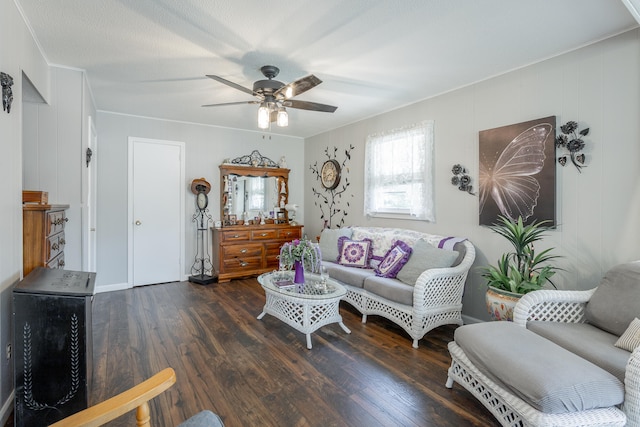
451, 164, 475, 195
556, 121, 588, 173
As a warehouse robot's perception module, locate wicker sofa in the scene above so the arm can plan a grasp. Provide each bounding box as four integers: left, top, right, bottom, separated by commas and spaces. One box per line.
446, 261, 640, 427
318, 226, 476, 348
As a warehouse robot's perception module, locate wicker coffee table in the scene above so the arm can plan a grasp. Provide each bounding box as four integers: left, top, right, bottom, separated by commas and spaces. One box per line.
257, 271, 351, 349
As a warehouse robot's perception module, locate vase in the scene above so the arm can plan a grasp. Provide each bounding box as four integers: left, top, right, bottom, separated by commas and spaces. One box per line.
485, 286, 522, 321
294, 261, 305, 284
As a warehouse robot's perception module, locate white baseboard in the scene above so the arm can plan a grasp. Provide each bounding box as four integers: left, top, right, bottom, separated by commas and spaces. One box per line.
1, 390, 14, 426
94, 282, 131, 293
95, 276, 190, 294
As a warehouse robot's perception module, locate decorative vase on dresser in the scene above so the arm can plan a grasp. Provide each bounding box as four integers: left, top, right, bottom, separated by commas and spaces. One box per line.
23, 198, 69, 276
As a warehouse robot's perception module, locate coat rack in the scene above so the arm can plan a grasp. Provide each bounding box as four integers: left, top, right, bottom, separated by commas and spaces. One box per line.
189, 178, 215, 285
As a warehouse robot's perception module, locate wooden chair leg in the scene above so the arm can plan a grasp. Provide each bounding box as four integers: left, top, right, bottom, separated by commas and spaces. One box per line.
136, 402, 151, 427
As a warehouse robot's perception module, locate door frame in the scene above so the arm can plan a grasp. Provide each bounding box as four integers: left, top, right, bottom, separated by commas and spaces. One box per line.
81, 115, 98, 272
127, 137, 186, 286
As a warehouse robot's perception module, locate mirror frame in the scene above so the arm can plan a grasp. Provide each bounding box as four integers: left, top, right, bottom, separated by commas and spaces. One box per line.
220, 163, 290, 226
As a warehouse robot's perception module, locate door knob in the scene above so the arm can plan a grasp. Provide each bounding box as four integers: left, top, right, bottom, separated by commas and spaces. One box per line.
135, 220, 142, 225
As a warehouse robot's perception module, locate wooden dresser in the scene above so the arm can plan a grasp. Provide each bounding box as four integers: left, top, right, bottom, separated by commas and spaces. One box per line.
213, 224, 303, 282
23, 203, 69, 276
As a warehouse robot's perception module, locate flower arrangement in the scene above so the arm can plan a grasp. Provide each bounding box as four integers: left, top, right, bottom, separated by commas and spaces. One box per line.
556, 121, 589, 173
279, 238, 321, 272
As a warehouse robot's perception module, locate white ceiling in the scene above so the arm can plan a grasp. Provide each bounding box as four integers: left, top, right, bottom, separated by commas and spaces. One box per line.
16, 0, 638, 138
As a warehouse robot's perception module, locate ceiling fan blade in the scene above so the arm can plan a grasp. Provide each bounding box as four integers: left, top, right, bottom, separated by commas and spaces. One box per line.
201, 101, 259, 107
275, 75, 322, 99
206, 75, 256, 96
282, 99, 338, 113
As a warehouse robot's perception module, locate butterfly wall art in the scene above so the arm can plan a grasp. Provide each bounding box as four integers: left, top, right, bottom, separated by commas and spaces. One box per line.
479, 116, 556, 226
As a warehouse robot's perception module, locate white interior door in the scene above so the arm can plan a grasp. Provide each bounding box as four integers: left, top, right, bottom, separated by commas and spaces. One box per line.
128, 138, 185, 286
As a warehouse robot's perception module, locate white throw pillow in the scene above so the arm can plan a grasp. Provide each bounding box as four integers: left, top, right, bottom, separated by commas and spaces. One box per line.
615, 317, 640, 352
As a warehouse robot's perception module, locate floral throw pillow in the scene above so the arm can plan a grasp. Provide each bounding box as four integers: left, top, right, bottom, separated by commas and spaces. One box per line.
337, 237, 373, 268
375, 241, 413, 278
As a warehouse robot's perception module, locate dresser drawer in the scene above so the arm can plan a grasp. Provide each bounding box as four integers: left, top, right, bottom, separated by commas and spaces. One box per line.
45, 232, 65, 261
265, 253, 281, 269
223, 257, 262, 273
222, 244, 262, 258
251, 229, 277, 240
220, 230, 252, 242
278, 228, 301, 240
46, 211, 67, 236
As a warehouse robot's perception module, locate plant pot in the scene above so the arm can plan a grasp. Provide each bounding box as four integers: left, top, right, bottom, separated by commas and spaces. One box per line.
485, 286, 522, 321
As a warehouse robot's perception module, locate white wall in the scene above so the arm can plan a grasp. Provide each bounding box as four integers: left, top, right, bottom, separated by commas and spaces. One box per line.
305, 29, 640, 321
0, 0, 51, 422
23, 67, 97, 272
94, 112, 305, 289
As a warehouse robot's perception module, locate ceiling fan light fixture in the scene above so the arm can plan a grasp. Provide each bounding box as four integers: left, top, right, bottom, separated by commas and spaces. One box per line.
277, 107, 288, 127
257, 103, 270, 129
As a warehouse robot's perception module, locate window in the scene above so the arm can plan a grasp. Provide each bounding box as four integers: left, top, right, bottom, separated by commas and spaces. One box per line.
364, 121, 435, 221
247, 177, 266, 211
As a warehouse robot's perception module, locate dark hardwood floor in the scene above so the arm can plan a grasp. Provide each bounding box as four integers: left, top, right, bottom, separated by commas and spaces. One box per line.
86, 278, 497, 427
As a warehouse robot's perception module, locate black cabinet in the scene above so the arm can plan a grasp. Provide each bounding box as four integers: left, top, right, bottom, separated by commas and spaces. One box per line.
13, 267, 96, 427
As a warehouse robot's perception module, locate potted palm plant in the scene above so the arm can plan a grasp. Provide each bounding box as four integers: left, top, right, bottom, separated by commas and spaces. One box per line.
481, 215, 560, 321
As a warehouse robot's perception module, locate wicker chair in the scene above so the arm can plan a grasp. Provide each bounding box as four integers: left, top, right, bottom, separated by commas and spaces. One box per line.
513, 289, 640, 426
448, 286, 637, 426
50, 368, 224, 427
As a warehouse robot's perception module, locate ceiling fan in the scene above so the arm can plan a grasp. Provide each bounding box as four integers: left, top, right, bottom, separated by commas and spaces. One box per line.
203, 65, 337, 129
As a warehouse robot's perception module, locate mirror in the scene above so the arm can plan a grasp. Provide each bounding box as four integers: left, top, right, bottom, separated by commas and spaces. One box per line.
228, 175, 279, 219
220, 158, 290, 226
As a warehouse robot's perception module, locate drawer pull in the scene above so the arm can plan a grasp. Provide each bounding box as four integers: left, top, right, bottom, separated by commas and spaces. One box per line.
59, 260, 65, 267
52, 243, 59, 250
240, 248, 248, 254
60, 238, 66, 245
260, 233, 268, 237
233, 234, 241, 238
239, 261, 248, 267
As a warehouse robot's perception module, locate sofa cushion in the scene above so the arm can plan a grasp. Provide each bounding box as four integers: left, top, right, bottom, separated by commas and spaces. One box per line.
527, 321, 630, 383
396, 239, 459, 285
615, 317, 640, 352
351, 227, 431, 261
585, 260, 640, 336
363, 276, 414, 306
323, 261, 374, 289
337, 237, 373, 268
455, 322, 624, 414
319, 227, 352, 262
375, 241, 412, 278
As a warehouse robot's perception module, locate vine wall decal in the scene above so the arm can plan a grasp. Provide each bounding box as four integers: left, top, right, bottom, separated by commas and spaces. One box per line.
310, 144, 355, 228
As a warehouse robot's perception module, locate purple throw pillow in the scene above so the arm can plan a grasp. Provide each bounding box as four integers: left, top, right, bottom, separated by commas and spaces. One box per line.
337, 237, 373, 268
375, 240, 412, 278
